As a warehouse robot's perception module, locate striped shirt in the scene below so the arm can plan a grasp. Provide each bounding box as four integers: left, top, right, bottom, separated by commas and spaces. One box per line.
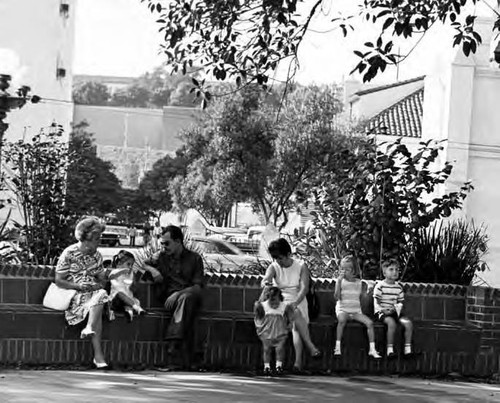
373, 280, 404, 316
336, 278, 362, 314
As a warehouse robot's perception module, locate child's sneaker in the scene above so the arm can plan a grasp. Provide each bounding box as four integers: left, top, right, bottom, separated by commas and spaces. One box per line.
275, 366, 284, 376
263, 367, 272, 377
368, 350, 381, 359
125, 308, 134, 323
333, 347, 342, 356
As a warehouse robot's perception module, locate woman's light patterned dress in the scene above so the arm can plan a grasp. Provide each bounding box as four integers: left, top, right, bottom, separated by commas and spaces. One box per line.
56, 243, 109, 325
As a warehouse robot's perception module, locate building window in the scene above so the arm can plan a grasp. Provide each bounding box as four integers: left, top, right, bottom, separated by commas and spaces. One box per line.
56, 68, 66, 79
60, 1, 70, 18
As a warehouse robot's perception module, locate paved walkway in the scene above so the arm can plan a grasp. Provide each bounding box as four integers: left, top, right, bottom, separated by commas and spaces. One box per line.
1, 370, 499, 402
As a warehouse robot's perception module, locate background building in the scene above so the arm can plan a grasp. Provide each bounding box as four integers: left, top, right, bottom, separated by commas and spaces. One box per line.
0, 0, 76, 142
349, 17, 500, 286
73, 104, 200, 188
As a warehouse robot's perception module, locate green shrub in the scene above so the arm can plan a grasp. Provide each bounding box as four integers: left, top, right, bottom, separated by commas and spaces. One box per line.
402, 219, 489, 285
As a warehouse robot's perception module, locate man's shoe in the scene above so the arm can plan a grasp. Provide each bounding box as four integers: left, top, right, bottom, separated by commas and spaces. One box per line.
275, 366, 284, 376
263, 367, 273, 377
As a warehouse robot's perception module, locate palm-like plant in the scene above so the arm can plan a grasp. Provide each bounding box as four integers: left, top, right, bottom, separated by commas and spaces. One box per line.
402, 219, 489, 285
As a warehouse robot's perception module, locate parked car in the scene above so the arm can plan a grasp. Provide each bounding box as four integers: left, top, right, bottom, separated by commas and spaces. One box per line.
99, 232, 121, 247
190, 237, 268, 273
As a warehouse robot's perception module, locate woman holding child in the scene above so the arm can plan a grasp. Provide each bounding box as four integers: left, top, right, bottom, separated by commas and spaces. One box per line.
55, 216, 120, 369
262, 238, 321, 373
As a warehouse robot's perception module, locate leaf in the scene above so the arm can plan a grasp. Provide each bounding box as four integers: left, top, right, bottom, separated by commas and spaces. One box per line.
382, 17, 394, 31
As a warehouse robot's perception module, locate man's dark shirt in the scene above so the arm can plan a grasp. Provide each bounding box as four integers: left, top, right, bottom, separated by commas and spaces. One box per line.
145, 247, 204, 297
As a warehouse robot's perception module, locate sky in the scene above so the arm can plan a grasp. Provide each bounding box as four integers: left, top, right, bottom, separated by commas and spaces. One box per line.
73, 0, 497, 85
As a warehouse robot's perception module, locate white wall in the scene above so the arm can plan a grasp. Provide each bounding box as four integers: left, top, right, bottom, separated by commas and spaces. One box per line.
0, 0, 76, 141
0, 0, 76, 224
428, 16, 500, 286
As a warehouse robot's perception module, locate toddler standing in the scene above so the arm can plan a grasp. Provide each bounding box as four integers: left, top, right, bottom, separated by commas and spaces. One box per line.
373, 259, 413, 357
334, 256, 381, 358
254, 286, 294, 376
108, 250, 146, 322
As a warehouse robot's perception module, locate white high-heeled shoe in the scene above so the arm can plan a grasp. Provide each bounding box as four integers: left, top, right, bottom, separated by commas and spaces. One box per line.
93, 358, 108, 369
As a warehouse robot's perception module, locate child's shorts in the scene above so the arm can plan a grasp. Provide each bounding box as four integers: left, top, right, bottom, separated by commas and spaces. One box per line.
376, 311, 400, 323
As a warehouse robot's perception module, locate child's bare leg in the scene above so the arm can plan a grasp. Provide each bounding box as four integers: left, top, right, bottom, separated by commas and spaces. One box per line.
275, 338, 286, 371
400, 317, 413, 354
261, 339, 272, 372
352, 313, 375, 343
383, 316, 397, 356
334, 312, 348, 355
117, 292, 145, 316
116, 292, 136, 307
353, 313, 380, 358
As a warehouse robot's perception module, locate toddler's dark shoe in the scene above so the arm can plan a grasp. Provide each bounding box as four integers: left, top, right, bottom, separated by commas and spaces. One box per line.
386, 351, 397, 359
291, 366, 307, 375
311, 349, 322, 359
263, 367, 273, 377
274, 366, 284, 376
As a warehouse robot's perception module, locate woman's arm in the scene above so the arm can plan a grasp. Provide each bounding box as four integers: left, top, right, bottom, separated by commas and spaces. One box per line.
55, 272, 84, 291
295, 262, 310, 305
261, 264, 276, 287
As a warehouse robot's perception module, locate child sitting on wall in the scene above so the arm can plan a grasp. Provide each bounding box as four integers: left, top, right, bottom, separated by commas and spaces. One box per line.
334, 255, 381, 358
254, 286, 294, 376
373, 258, 413, 357
108, 250, 146, 322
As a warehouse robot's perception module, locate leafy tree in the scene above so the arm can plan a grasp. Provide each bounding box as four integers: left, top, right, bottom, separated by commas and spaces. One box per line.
109, 84, 151, 108
142, 0, 490, 98
300, 138, 473, 280
73, 81, 111, 105
3, 126, 73, 263
114, 188, 150, 225
172, 84, 359, 227
169, 81, 202, 107
135, 153, 188, 216
171, 86, 275, 224
65, 123, 123, 217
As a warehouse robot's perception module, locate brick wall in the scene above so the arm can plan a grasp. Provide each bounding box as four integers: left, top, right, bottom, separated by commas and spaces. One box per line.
466, 286, 500, 352
0, 263, 497, 376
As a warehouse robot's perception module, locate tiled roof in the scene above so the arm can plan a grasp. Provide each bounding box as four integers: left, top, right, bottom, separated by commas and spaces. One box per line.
366, 87, 424, 138
355, 75, 425, 96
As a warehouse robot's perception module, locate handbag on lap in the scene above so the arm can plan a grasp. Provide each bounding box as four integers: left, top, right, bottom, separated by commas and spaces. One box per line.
306, 277, 320, 321
42, 282, 77, 311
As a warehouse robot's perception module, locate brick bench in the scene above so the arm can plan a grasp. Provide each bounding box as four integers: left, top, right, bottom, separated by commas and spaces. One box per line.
0, 302, 484, 375
0, 265, 497, 376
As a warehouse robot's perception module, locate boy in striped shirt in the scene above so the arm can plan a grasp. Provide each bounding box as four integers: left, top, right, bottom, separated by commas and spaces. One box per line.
373, 259, 413, 357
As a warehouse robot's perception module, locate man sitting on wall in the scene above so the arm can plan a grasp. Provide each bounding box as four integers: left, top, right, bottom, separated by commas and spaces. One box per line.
143, 225, 204, 367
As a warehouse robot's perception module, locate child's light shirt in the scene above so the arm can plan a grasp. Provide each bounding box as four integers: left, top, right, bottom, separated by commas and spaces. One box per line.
336, 278, 362, 315
109, 268, 136, 301
254, 300, 290, 341
373, 280, 404, 316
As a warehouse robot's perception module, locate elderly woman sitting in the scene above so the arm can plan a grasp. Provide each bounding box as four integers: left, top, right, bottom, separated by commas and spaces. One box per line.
55, 216, 123, 369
